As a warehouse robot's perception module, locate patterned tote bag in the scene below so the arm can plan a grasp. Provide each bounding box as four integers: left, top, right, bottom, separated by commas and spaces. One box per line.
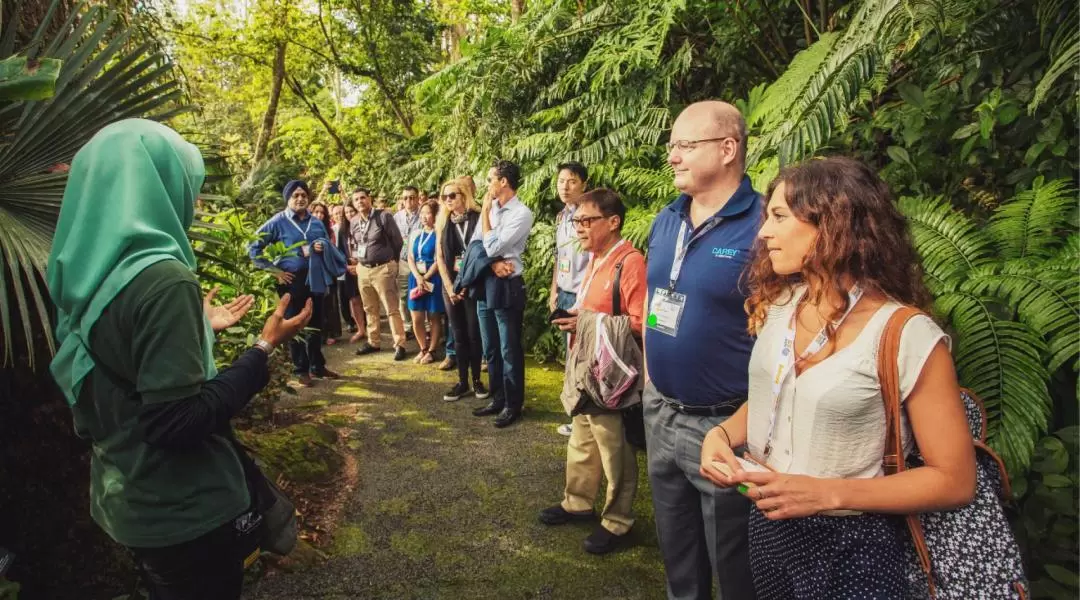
878, 307, 1029, 599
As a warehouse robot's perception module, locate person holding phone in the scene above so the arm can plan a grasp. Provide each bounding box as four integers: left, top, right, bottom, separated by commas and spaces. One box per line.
699, 157, 975, 599
47, 119, 314, 600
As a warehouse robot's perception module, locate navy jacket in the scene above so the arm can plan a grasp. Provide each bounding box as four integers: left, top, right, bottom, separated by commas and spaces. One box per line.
454, 240, 520, 309
306, 237, 347, 294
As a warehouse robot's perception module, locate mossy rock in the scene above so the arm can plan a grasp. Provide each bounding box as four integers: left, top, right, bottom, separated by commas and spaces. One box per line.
237, 423, 343, 484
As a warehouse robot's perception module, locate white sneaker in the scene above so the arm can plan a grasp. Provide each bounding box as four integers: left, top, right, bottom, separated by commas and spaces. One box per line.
557, 423, 573, 437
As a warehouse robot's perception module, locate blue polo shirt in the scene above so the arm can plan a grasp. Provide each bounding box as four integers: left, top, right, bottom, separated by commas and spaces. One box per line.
645, 176, 761, 407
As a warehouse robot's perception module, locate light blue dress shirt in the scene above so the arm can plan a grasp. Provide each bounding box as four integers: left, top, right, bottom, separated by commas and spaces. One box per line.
482, 195, 534, 277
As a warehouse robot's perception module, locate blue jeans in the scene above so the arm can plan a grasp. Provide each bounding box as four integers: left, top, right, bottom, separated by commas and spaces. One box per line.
445, 316, 456, 357
477, 278, 527, 411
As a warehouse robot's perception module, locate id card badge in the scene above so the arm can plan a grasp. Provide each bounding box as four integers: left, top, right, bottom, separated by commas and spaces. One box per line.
647, 287, 686, 337
356, 244, 368, 260
417, 260, 428, 274
558, 257, 571, 274
301, 245, 311, 258
454, 255, 464, 271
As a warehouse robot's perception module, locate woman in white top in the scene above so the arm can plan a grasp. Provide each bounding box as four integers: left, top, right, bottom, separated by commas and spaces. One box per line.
699, 157, 976, 599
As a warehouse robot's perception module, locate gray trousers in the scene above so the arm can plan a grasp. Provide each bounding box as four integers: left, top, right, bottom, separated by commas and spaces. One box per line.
643, 381, 756, 600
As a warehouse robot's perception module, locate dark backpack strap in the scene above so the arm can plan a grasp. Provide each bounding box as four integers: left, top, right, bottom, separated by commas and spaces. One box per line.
611, 254, 629, 316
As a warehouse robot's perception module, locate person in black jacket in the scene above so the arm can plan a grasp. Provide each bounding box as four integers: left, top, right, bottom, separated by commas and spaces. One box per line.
435, 177, 489, 402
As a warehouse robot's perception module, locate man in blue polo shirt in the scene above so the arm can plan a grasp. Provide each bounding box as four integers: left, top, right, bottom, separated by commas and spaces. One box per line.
642, 101, 759, 600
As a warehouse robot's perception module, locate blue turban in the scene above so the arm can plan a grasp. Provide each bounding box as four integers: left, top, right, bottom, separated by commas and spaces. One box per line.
282, 179, 311, 203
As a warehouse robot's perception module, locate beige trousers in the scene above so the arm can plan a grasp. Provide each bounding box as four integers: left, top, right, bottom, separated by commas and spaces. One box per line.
357, 261, 406, 349
562, 412, 638, 535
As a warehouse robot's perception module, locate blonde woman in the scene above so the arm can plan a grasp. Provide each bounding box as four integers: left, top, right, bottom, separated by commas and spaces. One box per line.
435, 177, 489, 401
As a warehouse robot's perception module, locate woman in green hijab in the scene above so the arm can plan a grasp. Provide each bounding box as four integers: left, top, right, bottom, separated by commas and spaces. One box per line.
46, 119, 311, 599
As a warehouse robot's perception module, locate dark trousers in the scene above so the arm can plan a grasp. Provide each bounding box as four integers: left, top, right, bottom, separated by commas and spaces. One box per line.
340, 273, 358, 327
128, 511, 261, 600
478, 277, 526, 411
447, 295, 483, 386
643, 381, 756, 600
276, 269, 326, 375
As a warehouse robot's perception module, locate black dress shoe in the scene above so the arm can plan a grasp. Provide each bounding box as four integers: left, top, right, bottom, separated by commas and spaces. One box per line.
355, 343, 380, 355
493, 408, 521, 428
472, 402, 503, 417
393, 346, 407, 361
583, 525, 627, 555
538, 504, 595, 526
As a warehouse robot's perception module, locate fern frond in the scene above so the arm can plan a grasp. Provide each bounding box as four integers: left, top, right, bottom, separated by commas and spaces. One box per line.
937, 291, 1051, 473
1030, 0, 1079, 111
748, 32, 840, 130
988, 178, 1078, 260
622, 205, 659, 251
963, 261, 1079, 372
615, 164, 675, 206
898, 196, 997, 292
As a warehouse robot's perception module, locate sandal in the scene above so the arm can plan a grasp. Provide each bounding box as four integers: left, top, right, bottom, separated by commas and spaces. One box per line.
419, 352, 435, 365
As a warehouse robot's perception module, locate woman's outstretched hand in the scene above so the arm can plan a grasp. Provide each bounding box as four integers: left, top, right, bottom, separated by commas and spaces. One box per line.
204, 286, 255, 332
259, 293, 313, 347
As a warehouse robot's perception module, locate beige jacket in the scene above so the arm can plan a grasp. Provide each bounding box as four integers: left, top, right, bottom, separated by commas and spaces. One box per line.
560, 309, 644, 416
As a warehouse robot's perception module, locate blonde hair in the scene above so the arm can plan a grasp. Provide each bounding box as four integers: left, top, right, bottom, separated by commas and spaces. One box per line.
434, 176, 481, 233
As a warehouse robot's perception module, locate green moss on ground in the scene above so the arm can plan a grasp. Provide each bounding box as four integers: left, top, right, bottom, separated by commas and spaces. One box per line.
238, 423, 342, 484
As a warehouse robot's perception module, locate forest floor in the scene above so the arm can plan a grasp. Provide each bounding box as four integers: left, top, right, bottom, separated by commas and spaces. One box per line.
241, 329, 666, 600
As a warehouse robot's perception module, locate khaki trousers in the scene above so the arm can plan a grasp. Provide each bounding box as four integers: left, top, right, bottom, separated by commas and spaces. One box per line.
562, 412, 638, 535
357, 261, 406, 348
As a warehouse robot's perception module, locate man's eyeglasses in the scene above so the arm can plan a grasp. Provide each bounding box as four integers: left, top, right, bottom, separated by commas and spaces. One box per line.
665, 136, 740, 152
571, 215, 606, 228
441, 192, 460, 201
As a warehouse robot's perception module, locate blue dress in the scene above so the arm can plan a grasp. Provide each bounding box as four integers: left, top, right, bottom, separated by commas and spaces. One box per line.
408, 229, 445, 313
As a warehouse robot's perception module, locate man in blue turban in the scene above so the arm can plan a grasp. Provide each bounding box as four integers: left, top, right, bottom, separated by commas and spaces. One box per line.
249, 179, 339, 385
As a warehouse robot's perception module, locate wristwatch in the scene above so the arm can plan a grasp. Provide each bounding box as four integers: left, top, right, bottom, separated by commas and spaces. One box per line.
254, 339, 275, 355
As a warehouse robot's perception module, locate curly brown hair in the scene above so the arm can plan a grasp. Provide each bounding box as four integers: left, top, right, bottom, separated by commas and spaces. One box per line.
745, 157, 932, 334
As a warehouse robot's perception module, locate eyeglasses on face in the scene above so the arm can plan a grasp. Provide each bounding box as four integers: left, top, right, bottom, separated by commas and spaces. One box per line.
571, 215, 606, 228
665, 136, 740, 152
441, 192, 461, 201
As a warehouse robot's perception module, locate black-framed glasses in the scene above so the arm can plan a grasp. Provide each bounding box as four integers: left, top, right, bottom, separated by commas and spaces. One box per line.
441, 192, 461, 201
571, 215, 606, 228
665, 136, 740, 152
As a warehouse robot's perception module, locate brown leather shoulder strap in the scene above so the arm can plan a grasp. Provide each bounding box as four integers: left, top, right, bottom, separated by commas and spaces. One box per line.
877, 305, 938, 598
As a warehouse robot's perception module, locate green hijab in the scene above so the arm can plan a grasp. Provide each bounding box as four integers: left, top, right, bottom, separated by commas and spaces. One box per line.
47, 119, 217, 406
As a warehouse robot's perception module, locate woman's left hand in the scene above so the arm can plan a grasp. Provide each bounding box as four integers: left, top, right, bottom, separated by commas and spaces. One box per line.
204, 286, 255, 332
731, 471, 841, 520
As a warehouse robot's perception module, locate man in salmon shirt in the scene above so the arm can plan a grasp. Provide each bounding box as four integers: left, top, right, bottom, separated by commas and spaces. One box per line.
541, 188, 646, 555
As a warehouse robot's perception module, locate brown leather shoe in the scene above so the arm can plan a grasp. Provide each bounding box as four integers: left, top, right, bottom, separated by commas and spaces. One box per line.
438, 356, 456, 371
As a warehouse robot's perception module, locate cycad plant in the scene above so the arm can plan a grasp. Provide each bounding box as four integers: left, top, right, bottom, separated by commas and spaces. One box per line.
0, 0, 184, 366
899, 178, 1078, 474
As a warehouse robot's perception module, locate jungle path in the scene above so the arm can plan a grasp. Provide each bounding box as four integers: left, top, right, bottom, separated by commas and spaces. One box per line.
243, 331, 666, 600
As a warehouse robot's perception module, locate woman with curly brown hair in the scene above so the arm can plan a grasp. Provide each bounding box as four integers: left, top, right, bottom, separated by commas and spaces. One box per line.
698, 157, 976, 599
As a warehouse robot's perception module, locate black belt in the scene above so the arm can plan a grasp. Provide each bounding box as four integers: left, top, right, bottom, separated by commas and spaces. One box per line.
659, 397, 739, 417
360, 259, 392, 268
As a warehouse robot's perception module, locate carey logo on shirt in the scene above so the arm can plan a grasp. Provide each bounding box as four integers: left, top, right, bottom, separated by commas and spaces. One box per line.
711, 247, 740, 259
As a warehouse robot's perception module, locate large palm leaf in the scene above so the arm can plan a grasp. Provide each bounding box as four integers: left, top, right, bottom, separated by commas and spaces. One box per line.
0, 0, 184, 366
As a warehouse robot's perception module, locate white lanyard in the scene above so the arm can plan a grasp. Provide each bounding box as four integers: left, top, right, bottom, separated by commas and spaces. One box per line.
454, 221, 469, 245
416, 229, 434, 255
287, 213, 313, 240
357, 216, 373, 241
573, 239, 626, 309
763, 285, 864, 458
669, 218, 722, 290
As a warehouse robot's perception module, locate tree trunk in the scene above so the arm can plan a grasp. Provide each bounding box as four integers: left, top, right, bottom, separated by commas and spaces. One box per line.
510, 0, 524, 22
286, 75, 353, 160
252, 41, 286, 166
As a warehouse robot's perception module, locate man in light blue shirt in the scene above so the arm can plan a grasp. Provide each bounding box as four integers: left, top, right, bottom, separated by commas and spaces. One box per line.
393, 186, 421, 337
472, 160, 534, 428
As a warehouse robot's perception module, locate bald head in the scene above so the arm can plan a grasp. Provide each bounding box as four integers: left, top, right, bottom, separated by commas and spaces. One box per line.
676, 101, 747, 167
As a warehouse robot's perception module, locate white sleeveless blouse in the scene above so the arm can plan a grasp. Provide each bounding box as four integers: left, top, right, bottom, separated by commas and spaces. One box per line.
745, 286, 949, 479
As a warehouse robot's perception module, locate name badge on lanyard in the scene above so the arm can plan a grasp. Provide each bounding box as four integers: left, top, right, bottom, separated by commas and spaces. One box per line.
646, 219, 721, 336
454, 255, 464, 271
289, 214, 313, 258
558, 257, 571, 274
762, 285, 864, 459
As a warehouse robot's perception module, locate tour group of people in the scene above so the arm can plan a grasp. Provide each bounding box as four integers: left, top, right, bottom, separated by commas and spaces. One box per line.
47, 99, 981, 600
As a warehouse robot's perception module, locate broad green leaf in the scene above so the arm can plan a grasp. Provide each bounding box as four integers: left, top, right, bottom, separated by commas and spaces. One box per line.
0, 55, 61, 101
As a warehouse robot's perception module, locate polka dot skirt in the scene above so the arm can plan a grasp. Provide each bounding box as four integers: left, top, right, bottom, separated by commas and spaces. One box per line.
748, 508, 907, 599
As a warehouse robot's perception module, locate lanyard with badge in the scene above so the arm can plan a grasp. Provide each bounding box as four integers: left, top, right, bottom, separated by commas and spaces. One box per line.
288, 214, 313, 257
453, 221, 468, 271
762, 285, 864, 459
557, 207, 577, 275
415, 229, 434, 273
355, 217, 373, 260
646, 218, 723, 336
572, 239, 626, 310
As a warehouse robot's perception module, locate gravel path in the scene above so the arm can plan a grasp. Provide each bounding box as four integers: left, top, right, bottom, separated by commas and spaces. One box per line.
243, 332, 665, 599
